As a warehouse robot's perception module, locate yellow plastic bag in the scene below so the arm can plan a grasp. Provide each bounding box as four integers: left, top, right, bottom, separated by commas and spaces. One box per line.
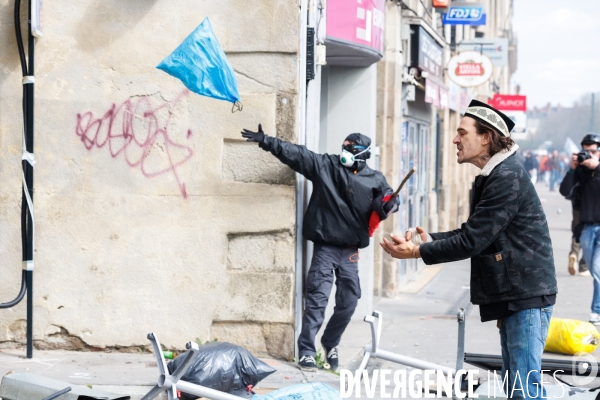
544, 318, 600, 355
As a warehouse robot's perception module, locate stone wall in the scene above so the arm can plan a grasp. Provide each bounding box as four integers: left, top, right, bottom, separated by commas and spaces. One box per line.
0, 0, 300, 359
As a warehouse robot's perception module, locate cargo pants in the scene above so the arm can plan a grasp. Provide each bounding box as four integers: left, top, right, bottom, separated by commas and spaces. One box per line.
297, 243, 361, 357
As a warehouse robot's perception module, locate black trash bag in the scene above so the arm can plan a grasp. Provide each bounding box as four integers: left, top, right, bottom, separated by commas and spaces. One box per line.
167, 342, 276, 397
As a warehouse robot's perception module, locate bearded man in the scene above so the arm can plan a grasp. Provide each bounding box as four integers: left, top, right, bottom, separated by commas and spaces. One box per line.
381, 100, 557, 399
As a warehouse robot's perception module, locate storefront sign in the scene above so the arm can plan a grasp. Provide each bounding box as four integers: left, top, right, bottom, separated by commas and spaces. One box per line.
489, 94, 527, 111
425, 77, 449, 110
327, 0, 386, 54
447, 51, 493, 87
411, 25, 444, 78
459, 38, 508, 66
442, 2, 487, 26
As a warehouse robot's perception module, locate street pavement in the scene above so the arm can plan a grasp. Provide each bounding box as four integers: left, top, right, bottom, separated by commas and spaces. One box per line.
0, 183, 597, 399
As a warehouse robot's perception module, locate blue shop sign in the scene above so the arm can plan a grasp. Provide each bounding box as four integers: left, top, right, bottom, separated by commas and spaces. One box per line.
442, 2, 487, 26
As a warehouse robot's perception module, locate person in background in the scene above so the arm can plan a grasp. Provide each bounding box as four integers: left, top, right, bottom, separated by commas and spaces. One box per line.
539, 154, 550, 186
524, 150, 538, 184
568, 198, 589, 276
560, 133, 600, 324
549, 150, 562, 191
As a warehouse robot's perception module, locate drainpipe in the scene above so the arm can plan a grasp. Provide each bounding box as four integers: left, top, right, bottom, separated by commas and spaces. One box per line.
0, 0, 37, 359
294, 0, 309, 361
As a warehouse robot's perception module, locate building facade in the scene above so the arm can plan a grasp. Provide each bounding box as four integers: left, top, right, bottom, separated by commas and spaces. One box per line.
0, 0, 518, 359
0, 0, 303, 359
376, 0, 518, 295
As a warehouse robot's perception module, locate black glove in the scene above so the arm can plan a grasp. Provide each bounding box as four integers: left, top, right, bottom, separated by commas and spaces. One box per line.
241, 124, 265, 143
383, 196, 397, 213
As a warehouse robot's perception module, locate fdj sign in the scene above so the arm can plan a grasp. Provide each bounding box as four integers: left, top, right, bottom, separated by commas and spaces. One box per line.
442, 2, 487, 26
449, 8, 482, 20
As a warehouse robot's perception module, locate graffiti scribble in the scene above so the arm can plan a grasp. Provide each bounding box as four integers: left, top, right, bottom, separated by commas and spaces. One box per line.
75, 90, 193, 198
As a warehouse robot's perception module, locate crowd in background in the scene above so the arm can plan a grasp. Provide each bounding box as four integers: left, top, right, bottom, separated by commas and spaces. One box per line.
518, 149, 570, 191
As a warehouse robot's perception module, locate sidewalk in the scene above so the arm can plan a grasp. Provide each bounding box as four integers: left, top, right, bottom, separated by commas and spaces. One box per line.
0, 184, 597, 399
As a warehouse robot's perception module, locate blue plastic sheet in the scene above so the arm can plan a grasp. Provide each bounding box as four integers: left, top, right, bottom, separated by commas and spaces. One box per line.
253, 383, 341, 400
157, 17, 240, 104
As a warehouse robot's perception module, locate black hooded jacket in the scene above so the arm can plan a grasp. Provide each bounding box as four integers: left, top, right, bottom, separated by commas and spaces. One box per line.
258, 135, 396, 249
419, 154, 557, 305
559, 165, 600, 224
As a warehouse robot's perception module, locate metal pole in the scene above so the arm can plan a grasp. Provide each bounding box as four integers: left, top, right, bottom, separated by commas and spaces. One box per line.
41, 387, 72, 400
293, 0, 309, 362
454, 308, 466, 399
364, 345, 457, 376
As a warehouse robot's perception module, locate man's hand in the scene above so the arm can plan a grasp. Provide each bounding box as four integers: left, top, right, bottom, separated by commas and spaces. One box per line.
406, 226, 428, 244
241, 124, 265, 143
380, 234, 420, 259
570, 153, 579, 170
581, 154, 600, 170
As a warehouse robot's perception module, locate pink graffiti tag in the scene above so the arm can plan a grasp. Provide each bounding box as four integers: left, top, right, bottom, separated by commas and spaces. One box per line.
75, 91, 193, 198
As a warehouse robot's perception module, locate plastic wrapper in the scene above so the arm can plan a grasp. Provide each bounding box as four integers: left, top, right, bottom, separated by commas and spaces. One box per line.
544, 318, 600, 355
252, 383, 341, 400
157, 17, 240, 104
167, 342, 275, 398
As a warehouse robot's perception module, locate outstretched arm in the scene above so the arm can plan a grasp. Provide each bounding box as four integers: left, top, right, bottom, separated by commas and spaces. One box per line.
241, 124, 323, 180
381, 170, 522, 263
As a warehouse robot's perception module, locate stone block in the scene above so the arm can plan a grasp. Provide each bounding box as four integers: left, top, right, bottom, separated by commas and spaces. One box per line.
229, 54, 297, 93
227, 231, 294, 273
211, 322, 267, 354
222, 141, 295, 185
215, 272, 293, 323
210, 321, 294, 359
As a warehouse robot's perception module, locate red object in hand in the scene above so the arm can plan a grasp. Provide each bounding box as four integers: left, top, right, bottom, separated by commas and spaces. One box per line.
368, 194, 392, 237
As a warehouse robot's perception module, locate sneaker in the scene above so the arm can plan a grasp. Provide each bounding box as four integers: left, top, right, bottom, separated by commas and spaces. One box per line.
322, 345, 339, 371
580, 270, 591, 277
298, 355, 317, 372
590, 313, 600, 326
568, 254, 577, 275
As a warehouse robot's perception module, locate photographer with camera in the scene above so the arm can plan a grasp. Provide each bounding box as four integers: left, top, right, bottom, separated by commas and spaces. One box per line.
560, 133, 600, 325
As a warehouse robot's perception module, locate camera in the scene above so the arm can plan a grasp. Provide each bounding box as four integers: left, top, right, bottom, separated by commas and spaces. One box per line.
577, 150, 592, 163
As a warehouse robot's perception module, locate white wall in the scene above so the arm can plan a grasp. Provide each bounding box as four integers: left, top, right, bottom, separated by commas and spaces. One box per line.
319, 64, 378, 321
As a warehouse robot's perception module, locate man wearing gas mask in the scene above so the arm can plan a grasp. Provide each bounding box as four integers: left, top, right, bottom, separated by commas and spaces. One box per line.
560, 133, 600, 325
241, 124, 398, 372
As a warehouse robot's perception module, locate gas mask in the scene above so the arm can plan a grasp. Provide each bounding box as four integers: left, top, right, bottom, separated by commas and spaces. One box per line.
340, 144, 371, 168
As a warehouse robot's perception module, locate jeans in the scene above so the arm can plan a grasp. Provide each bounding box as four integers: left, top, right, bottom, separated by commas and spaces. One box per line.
499, 306, 553, 399
580, 225, 600, 313
549, 170, 561, 191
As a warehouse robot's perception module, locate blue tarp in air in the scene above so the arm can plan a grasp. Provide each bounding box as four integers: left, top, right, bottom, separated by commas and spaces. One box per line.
157, 17, 240, 104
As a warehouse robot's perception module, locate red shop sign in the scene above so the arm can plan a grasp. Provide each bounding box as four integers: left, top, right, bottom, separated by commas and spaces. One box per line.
489, 94, 527, 111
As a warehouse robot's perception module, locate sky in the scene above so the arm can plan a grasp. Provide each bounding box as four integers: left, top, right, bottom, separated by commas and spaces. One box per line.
511, 0, 600, 108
